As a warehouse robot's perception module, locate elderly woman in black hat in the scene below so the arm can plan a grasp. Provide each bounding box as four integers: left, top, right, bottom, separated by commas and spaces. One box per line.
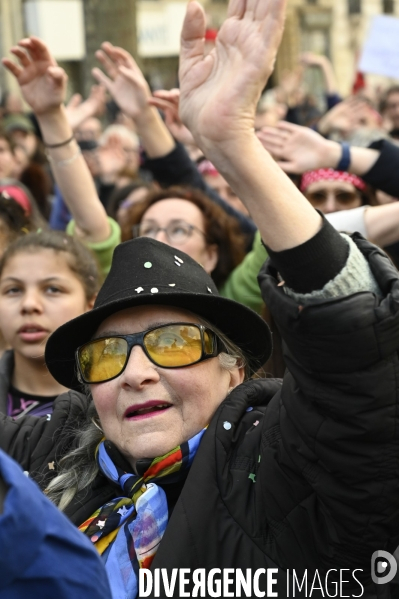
2, 0, 399, 597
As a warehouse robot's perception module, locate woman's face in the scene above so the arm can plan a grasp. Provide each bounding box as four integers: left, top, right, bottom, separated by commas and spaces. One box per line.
140, 199, 218, 274
0, 249, 93, 362
304, 180, 362, 214
90, 305, 244, 466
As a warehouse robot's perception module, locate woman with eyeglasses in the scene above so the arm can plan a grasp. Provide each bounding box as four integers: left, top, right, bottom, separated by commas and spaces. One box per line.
2, 2, 399, 597
120, 186, 246, 289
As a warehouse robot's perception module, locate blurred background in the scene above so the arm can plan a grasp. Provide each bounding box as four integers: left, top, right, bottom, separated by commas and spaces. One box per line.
1, 0, 399, 102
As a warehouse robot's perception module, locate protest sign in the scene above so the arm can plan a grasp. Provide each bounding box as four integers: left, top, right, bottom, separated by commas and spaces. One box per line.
359, 15, 399, 79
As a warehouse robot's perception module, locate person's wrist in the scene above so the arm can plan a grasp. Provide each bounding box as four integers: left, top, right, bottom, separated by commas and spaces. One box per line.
320, 139, 341, 169
134, 105, 161, 132
35, 104, 64, 121
37, 105, 74, 145
195, 130, 259, 171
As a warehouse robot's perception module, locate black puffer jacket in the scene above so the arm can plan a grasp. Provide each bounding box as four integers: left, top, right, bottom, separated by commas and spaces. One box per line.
1, 236, 399, 597
0, 350, 13, 415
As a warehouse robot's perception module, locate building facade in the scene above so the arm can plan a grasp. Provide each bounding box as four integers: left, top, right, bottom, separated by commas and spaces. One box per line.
0, 0, 398, 99
201, 0, 399, 95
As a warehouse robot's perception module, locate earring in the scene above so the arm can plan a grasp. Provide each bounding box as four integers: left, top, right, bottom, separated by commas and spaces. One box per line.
91, 417, 104, 433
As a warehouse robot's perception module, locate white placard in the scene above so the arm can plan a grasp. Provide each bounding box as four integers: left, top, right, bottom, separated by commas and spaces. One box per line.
24, 0, 85, 61
359, 15, 399, 79
138, 1, 188, 58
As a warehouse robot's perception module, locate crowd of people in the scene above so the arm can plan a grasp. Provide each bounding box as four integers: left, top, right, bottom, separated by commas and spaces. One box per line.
1, 0, 399, 597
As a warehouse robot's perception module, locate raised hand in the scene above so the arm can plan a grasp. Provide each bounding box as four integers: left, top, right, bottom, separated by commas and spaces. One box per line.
2, 37, 67, 115
65, 85, 107, 131
97, 135, 127, 180
179, 0, 287, 148
257, 121, 338, 174
149, 89, 195, 146
92, 42, 151, 121
317, 96, 373, 137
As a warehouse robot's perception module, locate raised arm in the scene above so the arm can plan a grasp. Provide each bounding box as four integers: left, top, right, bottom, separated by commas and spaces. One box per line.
300, 52, 339, 97
257, 121, 380, 176
178, 0, 321, 252
65, 84, 107, 132
93, 47, 256, 235
92, 42, 175, 159
2, 37, 110, 243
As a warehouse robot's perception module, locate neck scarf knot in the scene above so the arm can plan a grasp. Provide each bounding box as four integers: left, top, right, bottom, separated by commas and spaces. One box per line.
79, 429, 206, 599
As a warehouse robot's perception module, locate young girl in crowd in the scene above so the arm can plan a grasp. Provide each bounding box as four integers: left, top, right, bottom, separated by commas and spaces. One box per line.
0, 230, 99, 417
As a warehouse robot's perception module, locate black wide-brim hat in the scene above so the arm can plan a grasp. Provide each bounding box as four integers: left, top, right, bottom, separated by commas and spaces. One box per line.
46, 238, 272, 390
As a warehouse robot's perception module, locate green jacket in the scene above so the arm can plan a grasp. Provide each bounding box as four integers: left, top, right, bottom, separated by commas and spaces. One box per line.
66, 217, 121, 278
219, 230, 267, 314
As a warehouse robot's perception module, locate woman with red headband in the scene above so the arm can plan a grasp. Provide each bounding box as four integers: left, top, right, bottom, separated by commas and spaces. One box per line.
300, 168, 372, 214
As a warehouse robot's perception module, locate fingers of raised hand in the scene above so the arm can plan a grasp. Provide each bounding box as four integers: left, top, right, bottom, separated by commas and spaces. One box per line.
149, 96, 177, 113
153, 89, 180, 102
227, 0, 246, 19
180, 1, 206, 66
10, 47, 31, 68
18, 36, 56, 65
95, 49, 118, 80
256, 131, 285, 156
67, 93, 83, 109
2, 58, 23, 79
275, 121, 299, 135
118, 65, 147, 92
47, 65, 67, 85
100, 42, 137, 71
92, 67, 113, 92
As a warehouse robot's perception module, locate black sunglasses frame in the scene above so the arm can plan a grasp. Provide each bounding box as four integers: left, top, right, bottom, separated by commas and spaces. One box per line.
76, 322, 225, 384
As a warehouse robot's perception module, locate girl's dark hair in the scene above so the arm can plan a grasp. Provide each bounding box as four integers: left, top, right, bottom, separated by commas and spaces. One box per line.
0, 193, 32, 245
19, 163, 52, 220
120, 186, 247, 288
0, 180, 47, 231
0, 230, 100, 301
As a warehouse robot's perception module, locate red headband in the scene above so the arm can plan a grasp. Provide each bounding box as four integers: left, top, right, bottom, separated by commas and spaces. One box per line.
0, 186, 32, 215
300, 169, 367, 193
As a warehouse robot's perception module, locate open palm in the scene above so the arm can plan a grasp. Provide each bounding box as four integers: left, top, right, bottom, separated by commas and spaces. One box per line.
2, 37, 66, 115
92, 43, 151, 121
179, 0, 286, 145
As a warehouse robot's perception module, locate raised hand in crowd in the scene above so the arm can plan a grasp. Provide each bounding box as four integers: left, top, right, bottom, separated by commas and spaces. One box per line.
150, 89, 196, 147
97, 133, 127, 183
65, 84, 107, 132
317, 95, 381, 138
300, 52, 339, 97
257, 120, 334, 173
92, 42, 175, 158
2, 37, 111, 244
179, 0, 321, 250
258, 120, 399, 248
274, 66, 305, 108
258, 120, 380, 175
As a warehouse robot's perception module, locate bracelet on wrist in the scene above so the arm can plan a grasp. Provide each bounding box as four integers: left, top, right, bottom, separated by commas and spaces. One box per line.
43, 135, 75, 149
46, 147, 81, 167
336, 142, 351, 171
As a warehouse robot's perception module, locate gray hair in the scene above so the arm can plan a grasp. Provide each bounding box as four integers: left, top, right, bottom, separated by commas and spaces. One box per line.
46, 320, 250, 510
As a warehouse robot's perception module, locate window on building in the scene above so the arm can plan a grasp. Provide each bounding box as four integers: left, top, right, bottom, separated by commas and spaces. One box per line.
348, 0, 361, 14
383, 0, 394, 13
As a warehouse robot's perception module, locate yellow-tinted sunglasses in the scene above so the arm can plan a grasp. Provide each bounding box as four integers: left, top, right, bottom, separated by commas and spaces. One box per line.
76, 323, 224, 384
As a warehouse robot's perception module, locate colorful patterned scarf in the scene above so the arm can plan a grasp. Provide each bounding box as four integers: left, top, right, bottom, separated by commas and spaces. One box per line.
79, 429, 206, 599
